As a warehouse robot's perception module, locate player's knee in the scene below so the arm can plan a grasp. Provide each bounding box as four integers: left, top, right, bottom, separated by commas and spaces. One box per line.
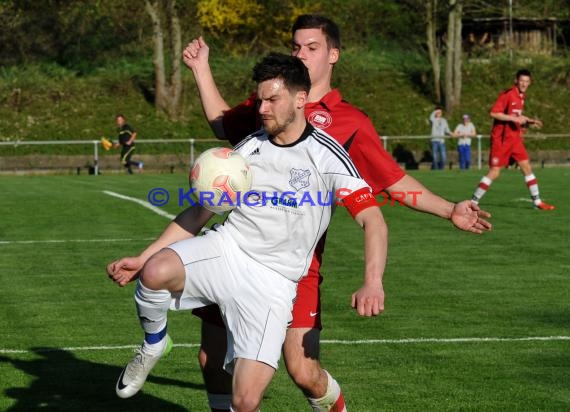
519, 162, 532, 175
231, 391, 262, 412
140, 250, 180, 290
488, 168, 500, 180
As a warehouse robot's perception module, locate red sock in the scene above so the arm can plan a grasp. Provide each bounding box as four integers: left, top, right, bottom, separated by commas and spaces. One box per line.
331, 391, 346, 412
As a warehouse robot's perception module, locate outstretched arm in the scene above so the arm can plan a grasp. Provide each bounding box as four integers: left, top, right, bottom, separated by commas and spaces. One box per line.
386, 174, 492, 234
351, 206, 388, 317
106, 205, 215, 286
182, 36, 231, 139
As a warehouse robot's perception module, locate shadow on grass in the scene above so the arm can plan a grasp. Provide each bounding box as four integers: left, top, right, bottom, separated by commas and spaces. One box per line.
1, 347, 205, 411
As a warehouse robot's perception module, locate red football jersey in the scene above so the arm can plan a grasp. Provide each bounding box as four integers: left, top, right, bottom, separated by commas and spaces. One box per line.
490, 86, 526, 141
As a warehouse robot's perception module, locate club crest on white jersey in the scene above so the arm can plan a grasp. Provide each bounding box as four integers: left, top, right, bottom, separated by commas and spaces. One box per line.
289, 168, 311, 191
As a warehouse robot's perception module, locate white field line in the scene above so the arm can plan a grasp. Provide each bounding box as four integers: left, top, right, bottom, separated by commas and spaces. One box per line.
0, 238, 156, 245
2, 336, 569, 355
1, 189, 174, 245
1, 190, 175, 245
320, 335, 570, 344
103, 190, 176, 220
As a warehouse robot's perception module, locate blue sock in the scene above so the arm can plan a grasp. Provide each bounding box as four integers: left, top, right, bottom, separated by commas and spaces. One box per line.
145, 325, 167, 345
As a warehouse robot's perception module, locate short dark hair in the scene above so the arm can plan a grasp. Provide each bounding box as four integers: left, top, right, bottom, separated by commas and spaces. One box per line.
292, 14, 341, 50
516, 69, 532, 79
252, 53, 311, 94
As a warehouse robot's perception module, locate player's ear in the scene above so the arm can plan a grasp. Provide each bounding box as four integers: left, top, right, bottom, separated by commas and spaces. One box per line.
329, 48, 339, 65
296, 90, 307, 109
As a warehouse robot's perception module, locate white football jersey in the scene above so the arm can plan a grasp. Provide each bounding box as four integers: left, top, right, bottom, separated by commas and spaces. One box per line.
217, 123, 371, 282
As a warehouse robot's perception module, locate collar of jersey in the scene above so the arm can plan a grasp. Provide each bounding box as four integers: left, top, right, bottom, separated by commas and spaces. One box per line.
509, 86, 525, 99
306, 89, 342, 112
268, 122, 314, 147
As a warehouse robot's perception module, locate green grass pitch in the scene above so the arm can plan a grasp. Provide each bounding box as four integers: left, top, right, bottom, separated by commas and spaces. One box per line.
1, 168, 568, 411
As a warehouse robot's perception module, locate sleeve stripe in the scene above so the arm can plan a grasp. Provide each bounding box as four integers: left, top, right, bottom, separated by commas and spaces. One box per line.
233, 132, 260, 151
312, 129, 361, 178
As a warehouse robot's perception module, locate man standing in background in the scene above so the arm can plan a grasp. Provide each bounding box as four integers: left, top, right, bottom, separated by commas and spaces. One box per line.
115, 114, 143, 174
454, 114, 476, 170
428, 106, 452, 170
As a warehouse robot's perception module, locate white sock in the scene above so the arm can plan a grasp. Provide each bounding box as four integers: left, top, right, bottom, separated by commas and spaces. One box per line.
135, 281, 171, 355
472, 176, 493, 202
524, 174, 541, 205
307, 370, 346, 412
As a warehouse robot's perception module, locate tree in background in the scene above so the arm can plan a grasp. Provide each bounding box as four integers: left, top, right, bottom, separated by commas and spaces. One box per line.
1, 0, 568, 120
425, 0, 442, 103
423, 0, 464, 113
145, 0, 183, 120
445, 0, 463, 114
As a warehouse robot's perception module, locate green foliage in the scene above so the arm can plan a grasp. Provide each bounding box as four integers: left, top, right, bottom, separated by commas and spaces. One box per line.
0, 1, 569, 153
1, 0, 569, 69
512, 0, 570, 18
196, 0, 321, 54
2, 50, 570, 157
0, 0, 148, 70
321, 0, 424, 47
197, 0, 265, 35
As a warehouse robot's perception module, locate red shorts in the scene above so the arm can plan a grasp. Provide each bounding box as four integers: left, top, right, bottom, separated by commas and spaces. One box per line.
489, 135, 529, 167
191, 268, 323, 330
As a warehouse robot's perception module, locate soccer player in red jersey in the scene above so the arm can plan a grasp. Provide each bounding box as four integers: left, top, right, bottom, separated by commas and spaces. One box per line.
471, 69, 555, 210
183, 14, 491, 411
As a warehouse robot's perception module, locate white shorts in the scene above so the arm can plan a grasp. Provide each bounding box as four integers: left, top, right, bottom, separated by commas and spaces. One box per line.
167, 229, 296, 373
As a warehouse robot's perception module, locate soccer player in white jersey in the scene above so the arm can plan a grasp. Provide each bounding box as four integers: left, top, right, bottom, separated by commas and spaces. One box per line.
108, 52, 388, 411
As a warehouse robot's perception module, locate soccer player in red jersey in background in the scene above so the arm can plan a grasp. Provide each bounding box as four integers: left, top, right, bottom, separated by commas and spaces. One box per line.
471, 69, 555, 210
183, 14, 492, 411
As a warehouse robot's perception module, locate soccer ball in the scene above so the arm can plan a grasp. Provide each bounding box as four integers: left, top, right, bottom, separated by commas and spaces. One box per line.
190, 147, 253, 213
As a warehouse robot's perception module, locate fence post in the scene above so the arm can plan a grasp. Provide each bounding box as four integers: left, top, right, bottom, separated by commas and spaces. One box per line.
382, 136, 388, 150
477, 135, 482, 170
189, 138, 195, 167
93, 141, 99, 175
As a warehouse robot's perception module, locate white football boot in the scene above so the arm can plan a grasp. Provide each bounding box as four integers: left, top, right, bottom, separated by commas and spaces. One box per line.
116, 334, 173, 398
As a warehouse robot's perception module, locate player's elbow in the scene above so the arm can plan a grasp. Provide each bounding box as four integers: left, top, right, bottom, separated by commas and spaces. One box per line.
356, 207, 387, 233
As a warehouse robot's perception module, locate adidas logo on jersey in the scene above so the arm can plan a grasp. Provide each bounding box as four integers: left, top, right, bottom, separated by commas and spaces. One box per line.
250, 148, 260, 156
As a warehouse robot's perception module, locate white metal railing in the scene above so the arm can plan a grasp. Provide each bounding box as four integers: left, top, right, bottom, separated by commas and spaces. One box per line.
0, 138, 223, 175
1, 134, 569, 174
380, 133, 570, 170
380, 135, 489, 169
